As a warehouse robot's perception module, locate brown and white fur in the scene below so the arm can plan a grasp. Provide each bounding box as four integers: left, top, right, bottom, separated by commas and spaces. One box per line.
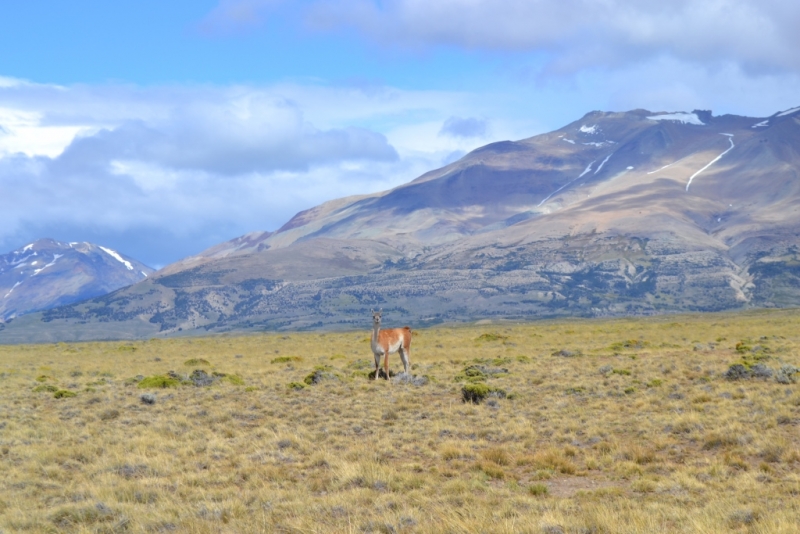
370, 309, 411, 380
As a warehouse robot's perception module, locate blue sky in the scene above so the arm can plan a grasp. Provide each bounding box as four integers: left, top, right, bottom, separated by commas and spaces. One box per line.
1, 0, 799, 267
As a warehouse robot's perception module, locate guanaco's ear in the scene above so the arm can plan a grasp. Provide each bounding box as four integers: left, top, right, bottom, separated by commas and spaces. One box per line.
370, 309, 374, 314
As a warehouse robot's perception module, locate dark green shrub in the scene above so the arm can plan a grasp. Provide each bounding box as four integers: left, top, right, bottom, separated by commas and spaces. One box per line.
33, 384, 59, 393
462, 383, 491, 403
54, 390, 77, 399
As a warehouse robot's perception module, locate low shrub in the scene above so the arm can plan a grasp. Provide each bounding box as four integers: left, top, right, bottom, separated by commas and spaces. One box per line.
462, 383, 490, 403
137, 375, 181, 389
271, 356, 302, 364
54, 390, 77, 399
33, 384, 59, 393
475, 333, 508, 342
304, 366, 338, 385
552, 349, 582, 357
99, 409, 120, 421
461, 383, 507, 404
184, 358, 210, 366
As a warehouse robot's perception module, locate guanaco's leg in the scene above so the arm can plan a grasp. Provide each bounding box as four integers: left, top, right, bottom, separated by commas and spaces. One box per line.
399, 346, 410, 375
373, 351, 382, 380
383, 352, 390, 380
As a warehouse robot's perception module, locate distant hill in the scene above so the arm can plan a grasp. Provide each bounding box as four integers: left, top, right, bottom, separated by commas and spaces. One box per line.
3, 106, 800, 343
0, 239, 153, 323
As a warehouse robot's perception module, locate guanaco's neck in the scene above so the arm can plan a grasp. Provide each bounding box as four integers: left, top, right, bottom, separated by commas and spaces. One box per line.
371, 322, 381, 345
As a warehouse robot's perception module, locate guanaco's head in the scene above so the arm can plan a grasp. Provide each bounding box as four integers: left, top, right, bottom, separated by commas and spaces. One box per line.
371, 308, 382, 327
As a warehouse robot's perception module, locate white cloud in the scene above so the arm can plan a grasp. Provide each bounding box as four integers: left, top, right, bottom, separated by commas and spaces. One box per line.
305, 0, 800, 75
439, 116, 488, 139
0, 78, 504, 264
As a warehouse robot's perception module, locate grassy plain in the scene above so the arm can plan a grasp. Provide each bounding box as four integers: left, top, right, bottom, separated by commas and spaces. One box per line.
1, 309, 799, 533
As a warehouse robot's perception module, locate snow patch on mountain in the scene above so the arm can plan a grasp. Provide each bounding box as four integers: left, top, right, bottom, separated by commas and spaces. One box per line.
578, 161, 595, 178
595, 153, 613, 174
648, 162, 674, 175
752, 120, 769, 128
579, 125, 598, 134
647, 113, 705, 126
686, 134, 735, 192
776, 106, 800, 117
32, 254, 61, 276
3, 281, 21, 299
99, 246, 134, 270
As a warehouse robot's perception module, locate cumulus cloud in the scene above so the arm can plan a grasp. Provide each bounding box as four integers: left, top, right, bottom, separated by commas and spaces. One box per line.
439, 116, 487, 139
304, 0, 800, 75
0, 79, 496, 265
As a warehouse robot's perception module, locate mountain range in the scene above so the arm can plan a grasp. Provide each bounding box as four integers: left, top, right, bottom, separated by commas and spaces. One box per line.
0, 239, 153, 324
2, 106, 799, 343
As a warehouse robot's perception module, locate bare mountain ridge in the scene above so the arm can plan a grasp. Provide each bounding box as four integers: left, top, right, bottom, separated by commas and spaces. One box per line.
2, 107, 800, 342
0, 239, 153, 323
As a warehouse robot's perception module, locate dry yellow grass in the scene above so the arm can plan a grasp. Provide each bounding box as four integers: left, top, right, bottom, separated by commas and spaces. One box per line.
1, 309, 799, 533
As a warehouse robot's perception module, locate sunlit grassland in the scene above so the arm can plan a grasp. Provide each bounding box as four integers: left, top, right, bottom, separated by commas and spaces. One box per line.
1, 309, 799, 533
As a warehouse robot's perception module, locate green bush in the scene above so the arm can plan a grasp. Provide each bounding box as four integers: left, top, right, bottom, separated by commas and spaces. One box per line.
271, 356, 302, 364
54, 390, 77, 399
137, 375, 181, 389
461, 383, 507, 404
462, 382, 491, 403
184, 358, 210, 366
33, 384, 59, 393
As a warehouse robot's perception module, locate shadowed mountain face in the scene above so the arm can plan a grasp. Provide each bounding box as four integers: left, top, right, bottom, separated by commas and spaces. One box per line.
0, 239, 153, 322
3, 107, 800, 342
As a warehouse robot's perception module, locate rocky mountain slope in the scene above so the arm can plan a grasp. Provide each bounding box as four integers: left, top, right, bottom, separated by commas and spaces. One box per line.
0, 239, 153, 323
2, 106, 800, 342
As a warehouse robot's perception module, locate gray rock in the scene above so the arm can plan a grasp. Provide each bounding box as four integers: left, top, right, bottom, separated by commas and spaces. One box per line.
391, 372, 429, 386
140, 394, 156, 405
189, 369, 217, 387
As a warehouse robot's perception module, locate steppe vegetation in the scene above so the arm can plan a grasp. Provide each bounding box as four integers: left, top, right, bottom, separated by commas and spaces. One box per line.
1, 309, 800, 533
